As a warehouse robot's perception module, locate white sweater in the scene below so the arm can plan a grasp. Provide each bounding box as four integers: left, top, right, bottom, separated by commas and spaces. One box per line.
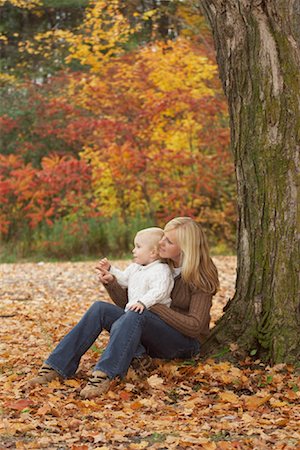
110, 260, 174, 310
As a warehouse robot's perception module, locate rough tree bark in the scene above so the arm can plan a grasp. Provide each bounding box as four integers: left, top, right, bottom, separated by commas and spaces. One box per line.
199, 0, 300, 363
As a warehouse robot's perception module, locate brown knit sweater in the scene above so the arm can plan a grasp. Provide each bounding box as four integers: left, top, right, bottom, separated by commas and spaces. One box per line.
105, 275, 213, 343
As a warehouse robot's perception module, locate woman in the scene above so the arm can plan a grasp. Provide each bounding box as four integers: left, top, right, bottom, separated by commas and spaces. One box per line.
27, 217, 219, 399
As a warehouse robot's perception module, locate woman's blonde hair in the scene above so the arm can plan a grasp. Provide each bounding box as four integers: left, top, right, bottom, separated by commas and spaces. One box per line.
164, 217, 219, 294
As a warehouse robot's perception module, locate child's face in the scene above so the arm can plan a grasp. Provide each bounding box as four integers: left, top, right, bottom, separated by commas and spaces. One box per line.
132, 234, 158, 265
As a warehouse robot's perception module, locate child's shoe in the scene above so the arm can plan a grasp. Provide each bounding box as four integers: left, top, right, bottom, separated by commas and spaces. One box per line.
26, 364, 61, 386
80, 370, 110, 399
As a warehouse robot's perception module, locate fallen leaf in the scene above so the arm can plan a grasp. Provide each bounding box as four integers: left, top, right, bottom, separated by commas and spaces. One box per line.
244, 394, 272, 410
65, 379, 81, 388
219, 391, 240, 404
119, 390, 133, 400
130, 401, 144, 410
147, 374, 164, 388
5, 398, 34, 410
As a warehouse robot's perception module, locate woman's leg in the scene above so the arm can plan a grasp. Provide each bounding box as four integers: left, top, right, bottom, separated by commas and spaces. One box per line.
94, 310, 199, 379
45, 301, 125, 378
140, 311, 200, 359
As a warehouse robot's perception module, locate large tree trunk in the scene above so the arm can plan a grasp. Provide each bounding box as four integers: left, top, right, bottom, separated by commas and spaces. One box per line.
199, 0, 300, 363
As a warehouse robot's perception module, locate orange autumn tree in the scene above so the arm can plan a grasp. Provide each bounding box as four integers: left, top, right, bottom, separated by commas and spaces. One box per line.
0, 154, 36, 237
63, 0, 233, 239
0, 153, 92, 240
1, 0, 235, 250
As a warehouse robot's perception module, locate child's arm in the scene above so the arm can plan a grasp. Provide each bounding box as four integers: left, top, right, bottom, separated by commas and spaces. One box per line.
138, 265, 174, 309
96, 258, 132, 287
109, 264, 135, 288
129, 265, 174, 312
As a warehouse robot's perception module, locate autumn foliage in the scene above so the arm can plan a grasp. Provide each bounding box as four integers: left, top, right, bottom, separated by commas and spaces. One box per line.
0, 0, 235, 258
1, 259, 299, 448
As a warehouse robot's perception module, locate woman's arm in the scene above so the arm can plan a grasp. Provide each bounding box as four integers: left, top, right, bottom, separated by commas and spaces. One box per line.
104, 278, 128, 309
150, 282, 212, 341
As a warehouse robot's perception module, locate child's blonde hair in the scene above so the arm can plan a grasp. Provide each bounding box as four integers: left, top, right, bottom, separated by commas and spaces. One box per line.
135, 227, 164, 255
164, 217, 219, 294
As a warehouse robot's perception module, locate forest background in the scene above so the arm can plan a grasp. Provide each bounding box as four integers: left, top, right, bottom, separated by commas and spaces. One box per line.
0, 0, 235, 261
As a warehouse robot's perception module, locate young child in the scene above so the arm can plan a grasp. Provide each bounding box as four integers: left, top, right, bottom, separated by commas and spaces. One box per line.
97, 227, 174, 313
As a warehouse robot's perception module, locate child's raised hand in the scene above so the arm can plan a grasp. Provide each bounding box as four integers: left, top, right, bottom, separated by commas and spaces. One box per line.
96, 258, 111, 272
95, 259, 113, 285
127, 302, 145, 314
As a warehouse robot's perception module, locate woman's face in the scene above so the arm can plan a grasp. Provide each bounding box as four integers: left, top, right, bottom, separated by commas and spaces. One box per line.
159, 229, 182, 267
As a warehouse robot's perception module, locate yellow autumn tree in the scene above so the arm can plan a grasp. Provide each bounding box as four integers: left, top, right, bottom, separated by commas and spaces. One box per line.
10, 0, 233, 238
71, 35, 231, 227
66, 0, 135, 70
0, 0, 41, 7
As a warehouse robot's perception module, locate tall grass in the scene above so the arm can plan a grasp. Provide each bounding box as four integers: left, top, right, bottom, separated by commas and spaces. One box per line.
0, 214, 155, 262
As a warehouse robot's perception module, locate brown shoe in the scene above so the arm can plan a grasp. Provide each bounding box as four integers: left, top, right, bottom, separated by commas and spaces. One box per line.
26, 364, 61, 387
80, 370, 110, 399
131, 354, 154, 377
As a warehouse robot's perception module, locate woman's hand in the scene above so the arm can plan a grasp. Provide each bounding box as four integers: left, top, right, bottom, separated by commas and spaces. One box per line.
127, 302, 145, 314
96, 267, 114, 285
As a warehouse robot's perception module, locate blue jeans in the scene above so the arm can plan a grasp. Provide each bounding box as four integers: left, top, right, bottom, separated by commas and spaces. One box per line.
46, 301, 200, 379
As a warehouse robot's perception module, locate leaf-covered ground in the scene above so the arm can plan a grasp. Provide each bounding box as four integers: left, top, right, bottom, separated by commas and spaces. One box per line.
0, 258, 299, 449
